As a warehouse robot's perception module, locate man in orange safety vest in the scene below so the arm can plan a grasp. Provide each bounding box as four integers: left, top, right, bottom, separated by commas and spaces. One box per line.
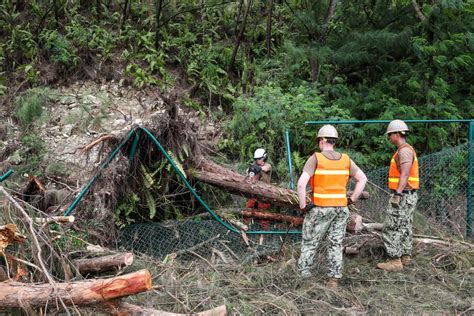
377, 119, 420, 272
297, 125, 367, 288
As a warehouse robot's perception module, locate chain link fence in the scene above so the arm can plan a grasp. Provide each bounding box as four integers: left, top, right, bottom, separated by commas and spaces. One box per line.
121, 142, 472, 261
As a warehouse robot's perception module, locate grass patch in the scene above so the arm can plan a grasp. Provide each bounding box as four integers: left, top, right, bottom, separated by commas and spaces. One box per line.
112, 240, 474, 315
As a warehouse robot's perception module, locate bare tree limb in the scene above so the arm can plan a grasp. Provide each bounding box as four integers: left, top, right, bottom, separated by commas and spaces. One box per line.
0, 186, 71, 315
228, 0, 253, 71
266, 0, 274, 57
411, 0, 426, 22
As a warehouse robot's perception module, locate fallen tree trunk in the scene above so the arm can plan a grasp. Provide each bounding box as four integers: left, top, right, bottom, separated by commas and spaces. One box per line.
73, 252, 134, 274
0, 269, 151, 309
106, 302, 227, 316
190, 157, 369, 210
190, 170, 300, 209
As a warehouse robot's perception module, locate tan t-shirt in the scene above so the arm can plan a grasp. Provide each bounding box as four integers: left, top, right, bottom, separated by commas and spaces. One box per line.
302, 151, 360, 177
394, 146, 415, 190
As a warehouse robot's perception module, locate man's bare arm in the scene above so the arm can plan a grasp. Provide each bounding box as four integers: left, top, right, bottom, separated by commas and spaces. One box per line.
349, 170, 367, 202
297, 172, 311, 209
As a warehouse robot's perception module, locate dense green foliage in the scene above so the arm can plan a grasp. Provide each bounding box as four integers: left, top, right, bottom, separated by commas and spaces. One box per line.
1, 0, 473, 175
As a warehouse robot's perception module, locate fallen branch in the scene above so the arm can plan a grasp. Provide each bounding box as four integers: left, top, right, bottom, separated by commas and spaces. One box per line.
106, 302, 227, 316
80, 134, 115, 153
73, 252, 134, 274
0, 186, 69, 312
414, 237, 473, 248
34, 216, 75, 224
5, 253, 44, 274
413, 234, 474, 248
228, 218, 248, 231
0, 269, 152, 309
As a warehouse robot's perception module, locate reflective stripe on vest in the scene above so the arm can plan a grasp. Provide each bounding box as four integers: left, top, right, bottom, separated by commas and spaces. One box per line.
310, 152, 350, 207
388, 144, 420, 190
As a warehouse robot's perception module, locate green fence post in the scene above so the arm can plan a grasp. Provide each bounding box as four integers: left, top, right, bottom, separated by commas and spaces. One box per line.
467, 121, 473, 239
0, 169, 13, 182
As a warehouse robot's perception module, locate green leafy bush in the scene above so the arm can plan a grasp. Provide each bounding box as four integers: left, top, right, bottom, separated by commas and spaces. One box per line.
39, 30, 78, 69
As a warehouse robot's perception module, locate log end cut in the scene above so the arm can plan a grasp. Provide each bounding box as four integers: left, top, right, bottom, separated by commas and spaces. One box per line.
90, 269, 152, 300
123, 252, 134, 266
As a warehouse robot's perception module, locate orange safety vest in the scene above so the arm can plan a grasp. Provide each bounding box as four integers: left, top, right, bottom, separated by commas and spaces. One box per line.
388, 144, 420, 190
310, 152, 350, 207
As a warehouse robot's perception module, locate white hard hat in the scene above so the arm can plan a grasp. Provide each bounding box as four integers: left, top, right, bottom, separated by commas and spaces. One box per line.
386, 120, 409, 134
254, 148, 267, 160
317, 125, 338, 139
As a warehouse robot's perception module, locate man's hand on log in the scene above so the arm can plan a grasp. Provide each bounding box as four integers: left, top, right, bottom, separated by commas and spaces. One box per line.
300, 202, 315, 213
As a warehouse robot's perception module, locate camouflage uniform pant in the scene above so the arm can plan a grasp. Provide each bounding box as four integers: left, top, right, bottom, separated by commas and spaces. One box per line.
382, 192, 418, 258
297, 206, 349, 278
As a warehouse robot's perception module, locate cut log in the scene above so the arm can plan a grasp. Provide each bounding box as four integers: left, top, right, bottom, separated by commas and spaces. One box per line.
346, 213, 363, 233
362, 223, 384, 231
106, 302, 227, 316
0, 269, 151, 309
219, 208, 363, 233
344, 246, 360, 255
241, 209, 304, 226
190, 157, 369, 211
73, 252, 134, 274
35, 216, 75, 224
227, 218, 248, 231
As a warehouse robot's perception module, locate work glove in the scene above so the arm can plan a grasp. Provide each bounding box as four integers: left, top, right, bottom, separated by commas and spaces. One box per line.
390, 193, 402, 208
248, 164, 262, 178
347, 197, 359, 212
300, 202, 315, 213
